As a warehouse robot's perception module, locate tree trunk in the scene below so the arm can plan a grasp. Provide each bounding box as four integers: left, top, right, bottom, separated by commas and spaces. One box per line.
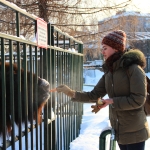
38, 0, 48, 22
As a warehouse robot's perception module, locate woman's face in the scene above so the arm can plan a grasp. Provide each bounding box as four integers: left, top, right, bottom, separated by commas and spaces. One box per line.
101, 44, 117, 60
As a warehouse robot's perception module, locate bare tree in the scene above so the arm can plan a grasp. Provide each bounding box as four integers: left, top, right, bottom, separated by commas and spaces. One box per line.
0, 0, 132, 59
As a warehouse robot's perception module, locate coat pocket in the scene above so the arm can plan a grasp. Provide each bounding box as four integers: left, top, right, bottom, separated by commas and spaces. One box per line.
118, 109, 146, 133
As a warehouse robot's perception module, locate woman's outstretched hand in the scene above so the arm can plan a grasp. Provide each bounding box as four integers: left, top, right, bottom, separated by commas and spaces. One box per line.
56, 84, 75, 98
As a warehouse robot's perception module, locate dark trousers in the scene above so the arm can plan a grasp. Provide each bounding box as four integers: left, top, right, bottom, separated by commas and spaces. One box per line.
118, 141, 145, 150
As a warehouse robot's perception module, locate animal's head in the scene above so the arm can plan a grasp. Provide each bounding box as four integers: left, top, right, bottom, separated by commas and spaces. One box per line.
37, 77, 50, 106
25, 70, 51, 123
34, 77, 50, 123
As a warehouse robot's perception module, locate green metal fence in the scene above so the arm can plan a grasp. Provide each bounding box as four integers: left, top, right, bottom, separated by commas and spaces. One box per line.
0, 1, 83, 150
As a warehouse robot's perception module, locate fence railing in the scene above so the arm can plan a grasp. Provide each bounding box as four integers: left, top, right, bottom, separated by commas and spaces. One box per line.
0, 1, 83, 150
99, 129, 116, 150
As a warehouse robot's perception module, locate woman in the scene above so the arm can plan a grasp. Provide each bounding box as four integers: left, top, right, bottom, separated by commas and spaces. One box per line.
56, 30, 150, 150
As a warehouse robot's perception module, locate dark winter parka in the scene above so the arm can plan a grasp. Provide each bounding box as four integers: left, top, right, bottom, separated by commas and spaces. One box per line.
72, 49, 150, 144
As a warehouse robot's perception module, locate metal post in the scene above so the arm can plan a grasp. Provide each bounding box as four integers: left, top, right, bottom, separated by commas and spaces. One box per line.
99, 129, 116, 150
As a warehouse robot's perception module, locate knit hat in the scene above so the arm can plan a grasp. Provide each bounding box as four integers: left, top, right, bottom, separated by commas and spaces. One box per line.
102, 30, 126, 52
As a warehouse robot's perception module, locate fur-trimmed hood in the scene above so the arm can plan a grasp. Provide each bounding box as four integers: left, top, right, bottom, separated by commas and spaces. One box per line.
102, 49, 146, 72
121, 49, 146, 69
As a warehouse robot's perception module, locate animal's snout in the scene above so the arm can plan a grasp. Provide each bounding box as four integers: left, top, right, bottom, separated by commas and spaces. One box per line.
38, 77, 50, 92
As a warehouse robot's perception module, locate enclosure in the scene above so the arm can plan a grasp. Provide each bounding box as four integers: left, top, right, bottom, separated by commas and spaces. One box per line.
0, 1, 84, 150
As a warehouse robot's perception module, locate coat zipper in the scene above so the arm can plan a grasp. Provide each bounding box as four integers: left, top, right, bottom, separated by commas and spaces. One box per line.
111, 72, 119, 141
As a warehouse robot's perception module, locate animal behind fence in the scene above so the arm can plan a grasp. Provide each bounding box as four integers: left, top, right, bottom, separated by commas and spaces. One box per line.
0, 62, 50, 135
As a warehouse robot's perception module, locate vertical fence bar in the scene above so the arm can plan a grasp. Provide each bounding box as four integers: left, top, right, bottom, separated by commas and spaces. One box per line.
1, 38, 6, 149
43, 47, 49, 150
59, 51, 63, 150
47, 47, 52, 150
72, 55, 75, 140
34, 46, 39, 150
9, 40, 15, 150
68, 53, 71, 144
63, 51, 66, 149
50, 26, 57, 150
76, 55, 79, 138
47, 23, 52, 150
71, 54, 74, 141
56, 50, 59, 150
29, 45, 34, 150
66, 52, 69, 150
62, 50, 66, 150
39, 48, 43, 78
39, 48, 43, 150
16, 41, 22, 150
34, 19, 39, 150
78, 55, 83, 135
22, 43, 28, 150
75, 55, 78, 138
56, 31, 59, 47
16, 12, 20, 37
78, 43, 83, 54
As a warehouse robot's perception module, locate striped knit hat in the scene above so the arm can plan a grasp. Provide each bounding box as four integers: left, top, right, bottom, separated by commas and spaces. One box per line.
102, 30, 126, 52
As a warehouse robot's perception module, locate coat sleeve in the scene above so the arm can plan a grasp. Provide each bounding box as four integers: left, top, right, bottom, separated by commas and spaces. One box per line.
112, 65, 147, 110
71, 74, 107, 103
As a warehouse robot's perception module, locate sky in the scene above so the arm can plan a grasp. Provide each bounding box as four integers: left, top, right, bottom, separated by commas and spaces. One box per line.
91, 0, 150, 21
108, 0, 150, 13
130, 0, 150, 13
70, 69, 150, 150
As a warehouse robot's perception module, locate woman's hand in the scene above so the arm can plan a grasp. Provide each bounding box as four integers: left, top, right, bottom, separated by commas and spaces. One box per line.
91, 98, 103, 114
56, 85, 75, 97
91, 104, 101, 114
98, 98, 113, 109
91, 98, 113, 113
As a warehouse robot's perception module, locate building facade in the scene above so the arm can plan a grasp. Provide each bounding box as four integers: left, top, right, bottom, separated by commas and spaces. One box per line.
98, 10, 150, 72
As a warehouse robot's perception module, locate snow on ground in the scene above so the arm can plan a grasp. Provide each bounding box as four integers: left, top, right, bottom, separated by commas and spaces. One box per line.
70, 69, 150, 150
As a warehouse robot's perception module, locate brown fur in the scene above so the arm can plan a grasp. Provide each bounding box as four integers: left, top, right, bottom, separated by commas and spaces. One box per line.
0, 62, 50, 134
